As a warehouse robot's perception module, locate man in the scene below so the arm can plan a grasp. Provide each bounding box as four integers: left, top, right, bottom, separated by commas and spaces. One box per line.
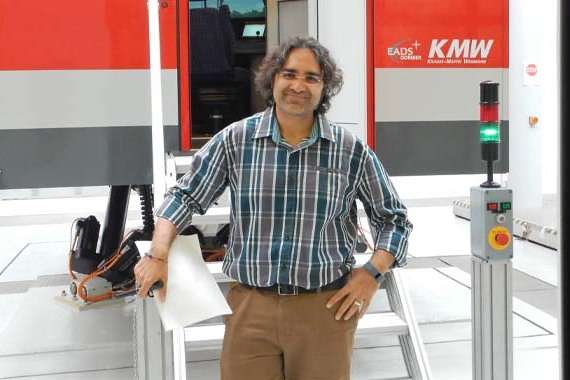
135, 36, 412, 380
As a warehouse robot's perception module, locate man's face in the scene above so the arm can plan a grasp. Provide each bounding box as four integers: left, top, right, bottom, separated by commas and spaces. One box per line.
272, 48, 324, 118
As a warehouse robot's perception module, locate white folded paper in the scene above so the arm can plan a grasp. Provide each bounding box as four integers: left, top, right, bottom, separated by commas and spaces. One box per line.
135, 235, 232, 331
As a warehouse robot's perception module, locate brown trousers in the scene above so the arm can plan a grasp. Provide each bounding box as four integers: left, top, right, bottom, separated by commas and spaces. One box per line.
220, 283, 359, 380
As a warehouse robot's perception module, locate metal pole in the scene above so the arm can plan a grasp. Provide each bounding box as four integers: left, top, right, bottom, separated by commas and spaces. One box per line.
472, 81, 513, 379
470, 187, 513, 380
99, 185, 131, 258
149, 0, 167, 206
135, 297, 174, 380
471, 257, 513, 380
135, 2, 181, 379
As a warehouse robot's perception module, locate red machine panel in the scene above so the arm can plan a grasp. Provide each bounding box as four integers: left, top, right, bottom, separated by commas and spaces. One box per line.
0, 0, 177, 70
373, 0, 508, 69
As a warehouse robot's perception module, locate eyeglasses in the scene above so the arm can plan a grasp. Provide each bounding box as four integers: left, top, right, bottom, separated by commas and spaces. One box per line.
278, 70, 323, 85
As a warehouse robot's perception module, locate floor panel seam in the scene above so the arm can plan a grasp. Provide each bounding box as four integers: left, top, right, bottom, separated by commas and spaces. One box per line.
0, 243, 30, 278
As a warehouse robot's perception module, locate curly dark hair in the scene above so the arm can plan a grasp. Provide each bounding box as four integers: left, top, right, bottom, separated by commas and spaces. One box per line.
254, 36, 344, 114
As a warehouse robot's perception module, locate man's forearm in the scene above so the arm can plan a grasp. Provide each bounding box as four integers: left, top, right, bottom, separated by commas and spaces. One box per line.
149, 217, 178, 260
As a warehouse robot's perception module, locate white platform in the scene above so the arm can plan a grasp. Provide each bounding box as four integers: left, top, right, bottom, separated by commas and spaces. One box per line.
0, 202, 560, 380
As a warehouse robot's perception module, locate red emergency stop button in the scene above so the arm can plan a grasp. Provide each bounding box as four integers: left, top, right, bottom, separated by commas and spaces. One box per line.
495, 233, 509, 246
488, 226, 511, 250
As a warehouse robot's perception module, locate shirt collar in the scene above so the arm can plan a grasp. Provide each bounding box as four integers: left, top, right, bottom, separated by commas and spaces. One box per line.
252, 107, 274, 139
317, 113, 335, 143
252, 107, 336, 144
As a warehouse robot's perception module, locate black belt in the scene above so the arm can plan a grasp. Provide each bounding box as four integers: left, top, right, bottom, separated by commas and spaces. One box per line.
241, 274, 350, 296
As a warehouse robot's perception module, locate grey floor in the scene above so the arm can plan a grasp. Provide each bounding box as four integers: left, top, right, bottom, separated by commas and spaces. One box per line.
0, 192, 560, 380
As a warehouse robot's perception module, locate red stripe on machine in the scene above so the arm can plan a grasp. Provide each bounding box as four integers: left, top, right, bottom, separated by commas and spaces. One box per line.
0, 0, 177, 70
177, 0, 191, 151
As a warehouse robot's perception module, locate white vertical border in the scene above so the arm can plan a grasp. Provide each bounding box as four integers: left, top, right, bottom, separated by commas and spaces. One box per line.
148, 0, 167, 206
147, 4, 186, 379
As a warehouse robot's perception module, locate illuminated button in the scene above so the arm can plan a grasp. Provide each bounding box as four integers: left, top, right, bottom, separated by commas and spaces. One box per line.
487, 203, 498, 211
501, 202, 511, 211
495, 233, 510, 246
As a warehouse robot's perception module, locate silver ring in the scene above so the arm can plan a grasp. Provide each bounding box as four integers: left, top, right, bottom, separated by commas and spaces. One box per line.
354, 300, 363, 308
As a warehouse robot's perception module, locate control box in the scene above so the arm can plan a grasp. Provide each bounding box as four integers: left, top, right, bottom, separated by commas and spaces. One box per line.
470, 186, 513, 260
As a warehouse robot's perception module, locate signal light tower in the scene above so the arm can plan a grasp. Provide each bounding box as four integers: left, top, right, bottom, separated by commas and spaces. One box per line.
471, 80, 514, 380
479, 81, 501, 188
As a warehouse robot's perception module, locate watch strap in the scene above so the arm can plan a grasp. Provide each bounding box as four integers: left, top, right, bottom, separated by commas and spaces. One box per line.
363, 261, 385, 284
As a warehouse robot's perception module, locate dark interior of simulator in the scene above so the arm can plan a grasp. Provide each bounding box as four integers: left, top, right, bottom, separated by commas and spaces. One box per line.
189, 0, 268, 149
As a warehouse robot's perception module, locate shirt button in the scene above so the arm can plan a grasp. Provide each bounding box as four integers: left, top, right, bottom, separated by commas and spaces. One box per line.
284, 234, 290, 241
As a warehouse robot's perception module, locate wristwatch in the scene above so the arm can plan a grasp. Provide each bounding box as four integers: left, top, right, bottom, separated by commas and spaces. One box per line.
363, 261, 386, 285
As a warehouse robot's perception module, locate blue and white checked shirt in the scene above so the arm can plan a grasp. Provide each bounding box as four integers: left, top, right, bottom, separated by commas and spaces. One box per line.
156, 107, 412, 289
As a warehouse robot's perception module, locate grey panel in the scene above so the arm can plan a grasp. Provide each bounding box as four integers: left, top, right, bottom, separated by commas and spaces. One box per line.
375, 68, 509, 122
0, 126, 180, 189
375, 120, 509, 176
278, 0, 308, 43
0, 70, 178, 130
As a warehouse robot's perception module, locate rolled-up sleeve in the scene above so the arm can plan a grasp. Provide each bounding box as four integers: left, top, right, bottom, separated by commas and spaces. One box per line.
356, 147, 413, 267
155, 131, 229, 233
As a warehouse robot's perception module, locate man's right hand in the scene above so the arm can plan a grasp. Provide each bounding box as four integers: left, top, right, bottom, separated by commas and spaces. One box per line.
134, 255, 168, 302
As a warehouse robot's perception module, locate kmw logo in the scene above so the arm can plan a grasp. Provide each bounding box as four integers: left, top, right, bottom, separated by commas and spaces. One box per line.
428, 39, 494, 59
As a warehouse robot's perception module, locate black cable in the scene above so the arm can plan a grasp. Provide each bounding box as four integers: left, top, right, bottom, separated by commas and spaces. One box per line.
138, 185, 155, 236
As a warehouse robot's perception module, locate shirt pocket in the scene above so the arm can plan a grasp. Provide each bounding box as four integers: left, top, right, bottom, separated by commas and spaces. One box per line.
305, 166, 350, 216
235, 166, 264, 213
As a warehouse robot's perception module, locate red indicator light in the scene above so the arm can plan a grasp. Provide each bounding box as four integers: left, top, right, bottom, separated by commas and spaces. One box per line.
480, 104, 499, 122
487, 203, 498, 211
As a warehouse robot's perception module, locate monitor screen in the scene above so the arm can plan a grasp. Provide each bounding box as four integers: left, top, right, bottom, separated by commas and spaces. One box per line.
190, 0, 266, 19
242, 23, 265, 38
226, 0, 265, 19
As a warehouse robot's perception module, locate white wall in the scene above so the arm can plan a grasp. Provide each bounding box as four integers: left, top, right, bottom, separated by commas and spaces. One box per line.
508, 0, 559, 213
540, 0, 560, 195
508, 0, 542, 211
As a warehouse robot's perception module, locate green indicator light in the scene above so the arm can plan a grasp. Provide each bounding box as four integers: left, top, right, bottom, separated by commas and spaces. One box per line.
500, 202, 511, 211
480, 123, 501, 143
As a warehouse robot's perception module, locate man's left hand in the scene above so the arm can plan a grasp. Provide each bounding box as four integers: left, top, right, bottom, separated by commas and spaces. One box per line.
326, 268, 380, 321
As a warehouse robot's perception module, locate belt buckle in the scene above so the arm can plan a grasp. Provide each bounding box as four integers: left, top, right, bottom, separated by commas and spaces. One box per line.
277, 284, 298, 296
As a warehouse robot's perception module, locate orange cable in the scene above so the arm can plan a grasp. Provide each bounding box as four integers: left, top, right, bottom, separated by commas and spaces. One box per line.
75, 230, 139, 303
